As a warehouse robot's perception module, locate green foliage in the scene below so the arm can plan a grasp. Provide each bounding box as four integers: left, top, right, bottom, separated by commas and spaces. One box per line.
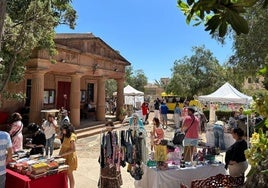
177, 0, 267, 37
125, 66, 148, 92
0, 0, 77, 96
231, 5, 268, 78
105, 66, 148, 98
215, 110, 233, 121
105, 79, 117, 98
243, 92, 268, 186
167, 45, 226, 97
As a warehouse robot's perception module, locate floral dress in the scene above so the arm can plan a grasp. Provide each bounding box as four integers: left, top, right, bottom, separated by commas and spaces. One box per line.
59, 133, 78, 173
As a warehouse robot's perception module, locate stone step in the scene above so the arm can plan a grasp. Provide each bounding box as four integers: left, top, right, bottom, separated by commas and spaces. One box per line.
76, 121, 122, 139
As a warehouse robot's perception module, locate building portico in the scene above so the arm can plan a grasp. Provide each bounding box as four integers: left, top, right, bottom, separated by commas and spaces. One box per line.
0, 33, 130, 127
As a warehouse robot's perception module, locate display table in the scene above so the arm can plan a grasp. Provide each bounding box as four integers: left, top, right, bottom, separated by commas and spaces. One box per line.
206, 131, 235, 149
135, 164, 226, 188
6, 169, 68, 188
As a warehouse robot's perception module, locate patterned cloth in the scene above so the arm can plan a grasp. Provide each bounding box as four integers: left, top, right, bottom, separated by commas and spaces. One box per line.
0, 131, 12, 175
100, 165, 122, 188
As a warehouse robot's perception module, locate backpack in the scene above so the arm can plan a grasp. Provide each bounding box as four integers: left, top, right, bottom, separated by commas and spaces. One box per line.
172, 130, 185, 145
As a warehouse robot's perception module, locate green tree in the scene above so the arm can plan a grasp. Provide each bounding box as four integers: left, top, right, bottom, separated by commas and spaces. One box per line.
230, 5, 268, 80
177, 0, 267, 38
125, 66, 134, 86
125, 66, 148, 92
0, 0, 76, 97
105, 79, 117, 99
167, 46, 225, 97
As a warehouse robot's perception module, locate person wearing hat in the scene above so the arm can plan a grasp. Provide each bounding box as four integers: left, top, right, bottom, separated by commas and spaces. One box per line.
181, 106, 200, 162
213, 120, 226, 150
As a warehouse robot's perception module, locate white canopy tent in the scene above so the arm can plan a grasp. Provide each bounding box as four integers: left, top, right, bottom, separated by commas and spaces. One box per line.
113, 85, 144, 108
198, 82, 252, 147
198, 82, 252, 104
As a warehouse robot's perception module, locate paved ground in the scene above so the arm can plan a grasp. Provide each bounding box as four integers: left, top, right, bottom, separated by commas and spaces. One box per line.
55, 113, 249, 188
60, 113, 177, 188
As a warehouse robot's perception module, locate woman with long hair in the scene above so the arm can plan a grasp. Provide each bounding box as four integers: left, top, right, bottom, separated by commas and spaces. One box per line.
58, 123, 77, 188
8, 112, 23, 152
150, 117, 164, 151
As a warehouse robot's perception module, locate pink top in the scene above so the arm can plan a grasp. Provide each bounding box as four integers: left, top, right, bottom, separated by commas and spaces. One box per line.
154, 127, 164, 140
9, 120, 23, 152
182, 115, 199, 139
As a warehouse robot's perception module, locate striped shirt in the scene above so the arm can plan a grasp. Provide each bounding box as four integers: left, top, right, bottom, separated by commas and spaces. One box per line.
0, 131, 12, 175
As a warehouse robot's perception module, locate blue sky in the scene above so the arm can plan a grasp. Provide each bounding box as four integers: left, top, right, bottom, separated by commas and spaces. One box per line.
56, 0, 233, 83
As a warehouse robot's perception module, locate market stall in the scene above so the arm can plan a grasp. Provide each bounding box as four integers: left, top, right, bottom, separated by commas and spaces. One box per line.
6, 169, 67, 188
6, 151, 69, 188
134, 142, 226, 188
135, 163, 226, 188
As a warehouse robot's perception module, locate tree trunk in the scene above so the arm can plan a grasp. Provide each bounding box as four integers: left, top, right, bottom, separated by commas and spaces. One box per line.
0, 0, 7, 51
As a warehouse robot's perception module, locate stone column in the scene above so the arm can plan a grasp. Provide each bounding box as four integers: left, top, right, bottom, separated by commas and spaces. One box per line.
96, 76, 106, 121
29, 71, 46, 124
70, 73, 82, 127
116, 78, 124, 119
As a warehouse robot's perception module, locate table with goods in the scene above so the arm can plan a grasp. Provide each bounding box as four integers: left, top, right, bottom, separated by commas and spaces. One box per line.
135, 145, 226, 188
6, 150, 69, 188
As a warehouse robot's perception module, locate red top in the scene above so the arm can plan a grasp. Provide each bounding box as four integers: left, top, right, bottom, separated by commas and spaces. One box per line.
183, 115, 199, 139
141, 103, 148, 115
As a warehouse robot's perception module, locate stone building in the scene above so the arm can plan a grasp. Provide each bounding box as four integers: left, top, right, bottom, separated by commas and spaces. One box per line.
0, 33, 130, 127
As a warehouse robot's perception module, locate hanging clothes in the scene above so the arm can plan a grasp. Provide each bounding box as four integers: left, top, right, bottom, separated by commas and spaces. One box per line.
99, 130, 122, 188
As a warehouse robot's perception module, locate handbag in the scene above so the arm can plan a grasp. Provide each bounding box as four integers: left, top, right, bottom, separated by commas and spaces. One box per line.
173, 117, 195, 145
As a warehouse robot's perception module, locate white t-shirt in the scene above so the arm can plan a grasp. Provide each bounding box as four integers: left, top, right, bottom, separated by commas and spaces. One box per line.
42, 120, 58, 139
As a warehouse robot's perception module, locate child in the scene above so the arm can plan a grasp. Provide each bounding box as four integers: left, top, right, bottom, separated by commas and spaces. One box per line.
150, 117, 164, 151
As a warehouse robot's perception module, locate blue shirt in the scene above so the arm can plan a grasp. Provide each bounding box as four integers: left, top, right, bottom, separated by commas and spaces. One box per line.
0, 131, 12, 175
174, 107, 181, 115
160, 104, 168, 114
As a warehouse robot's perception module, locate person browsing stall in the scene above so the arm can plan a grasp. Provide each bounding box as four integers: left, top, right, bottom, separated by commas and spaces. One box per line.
213, 120, 226, 151
181, 106, 200, 162
8, 112, 23, 152
27, 123, 46, 155
42, 113, 58, 157
0, 131, 12, 188
58, 123, 77, 188
225, 128, 248, 177
150, 117, 164, 151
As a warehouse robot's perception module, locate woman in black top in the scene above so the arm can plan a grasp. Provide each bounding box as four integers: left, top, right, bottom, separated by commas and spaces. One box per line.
27, 123, 46, 155
225, 128, 248, 177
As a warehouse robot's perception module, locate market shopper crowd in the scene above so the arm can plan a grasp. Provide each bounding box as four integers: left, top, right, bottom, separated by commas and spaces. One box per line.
0, 108, 77, 188
0, 99, 254, 188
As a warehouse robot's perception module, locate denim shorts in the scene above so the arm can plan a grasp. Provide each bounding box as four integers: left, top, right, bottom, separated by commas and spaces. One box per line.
183, 138, 198, 147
